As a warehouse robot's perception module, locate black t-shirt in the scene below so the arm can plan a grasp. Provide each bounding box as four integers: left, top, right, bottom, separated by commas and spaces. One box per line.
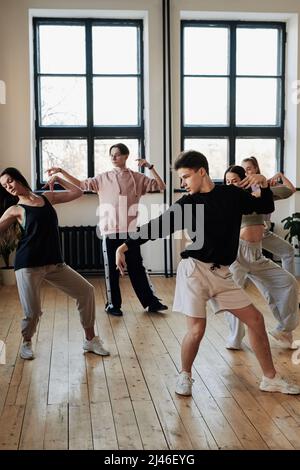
125, 184, 274, 266
14, 195, 63, 270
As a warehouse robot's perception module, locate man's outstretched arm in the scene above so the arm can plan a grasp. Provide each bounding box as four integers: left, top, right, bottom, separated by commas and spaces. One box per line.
116, 198, 188, 274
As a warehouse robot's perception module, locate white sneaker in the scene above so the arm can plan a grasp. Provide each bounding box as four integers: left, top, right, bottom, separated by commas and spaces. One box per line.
175, 371, 194, 396
260, 373, 300, 395
20, 341, 34, 360
225, 342, 242, 350
83, 336, 110, 356
269, 329, 295, 349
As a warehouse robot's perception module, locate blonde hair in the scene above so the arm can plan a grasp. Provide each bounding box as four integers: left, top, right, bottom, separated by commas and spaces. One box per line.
241, 156, 261, 174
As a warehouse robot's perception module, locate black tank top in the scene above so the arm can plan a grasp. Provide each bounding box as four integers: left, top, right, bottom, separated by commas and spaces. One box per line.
14, 195, 63, 270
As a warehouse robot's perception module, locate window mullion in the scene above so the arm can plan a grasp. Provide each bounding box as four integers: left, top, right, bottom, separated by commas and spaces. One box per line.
33, 20, 41, 189
86, 20, 94, 178
229, 24, 236, 166
137, 22, 145, 158
278, 27, 286, 172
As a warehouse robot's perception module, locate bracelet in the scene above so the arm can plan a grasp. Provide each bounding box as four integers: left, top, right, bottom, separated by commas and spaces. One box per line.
148, 164, 154, 170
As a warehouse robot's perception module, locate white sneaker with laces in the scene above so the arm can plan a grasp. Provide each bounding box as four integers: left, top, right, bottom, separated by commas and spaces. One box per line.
20, 341, 34, 360
175, 371, 194, 396
83, 336, 110, 356
269, 329, 295, 349
260, 373, 300, 395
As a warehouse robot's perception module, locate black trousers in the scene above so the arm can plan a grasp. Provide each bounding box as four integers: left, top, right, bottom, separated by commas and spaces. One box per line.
102, 234, 157, 309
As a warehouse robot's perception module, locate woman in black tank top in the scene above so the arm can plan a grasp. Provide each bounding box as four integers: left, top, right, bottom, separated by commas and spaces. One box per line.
0, 167, 109, 360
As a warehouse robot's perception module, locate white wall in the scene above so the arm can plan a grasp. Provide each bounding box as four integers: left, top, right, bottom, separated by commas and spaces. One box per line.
1, 0, 300, 271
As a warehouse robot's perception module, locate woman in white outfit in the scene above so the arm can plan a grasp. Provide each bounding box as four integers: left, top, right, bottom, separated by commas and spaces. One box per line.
224, 165, 299, 350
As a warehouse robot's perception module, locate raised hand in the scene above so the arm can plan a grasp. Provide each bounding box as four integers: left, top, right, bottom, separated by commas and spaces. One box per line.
42, 175, 59, 191
239, 174, 268, 189
136, 158, 151, 169
45, 167, 62, 177
268, 172, 283, 186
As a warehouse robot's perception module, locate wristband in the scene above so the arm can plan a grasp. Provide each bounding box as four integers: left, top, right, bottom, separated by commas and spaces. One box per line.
148, 164, 154, 170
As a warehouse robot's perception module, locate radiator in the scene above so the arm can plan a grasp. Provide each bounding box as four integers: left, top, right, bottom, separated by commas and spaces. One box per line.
58, 226, 103, 275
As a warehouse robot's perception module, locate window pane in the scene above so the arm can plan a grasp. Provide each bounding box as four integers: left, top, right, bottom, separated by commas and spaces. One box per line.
41, 140, 87, 181
93, 77, 138, 125
237, 28, 278, 76
184, 138, 228, 179
184, 77, 228, 125
184, 27, 228, 75
40, 77, 87, 126
235, 139, 277, 178
236, 78, 278, 125
93, 26, 138, 74
94, 139, 139, 173
39, 25, 85, 74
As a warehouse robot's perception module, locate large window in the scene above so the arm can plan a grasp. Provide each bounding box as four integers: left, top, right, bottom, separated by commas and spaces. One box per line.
181, 21, 286, 180
33, 18, 144, 188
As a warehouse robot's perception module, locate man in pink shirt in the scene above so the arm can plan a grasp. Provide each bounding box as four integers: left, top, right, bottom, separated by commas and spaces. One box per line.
47, 143, 167, 316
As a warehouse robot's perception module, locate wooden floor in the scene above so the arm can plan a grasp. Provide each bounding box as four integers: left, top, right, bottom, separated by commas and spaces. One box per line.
0, 275, 300, 450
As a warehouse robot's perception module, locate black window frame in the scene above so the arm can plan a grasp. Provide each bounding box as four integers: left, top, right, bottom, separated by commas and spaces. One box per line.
181, 20, 286, 180
33, 17, 144, 189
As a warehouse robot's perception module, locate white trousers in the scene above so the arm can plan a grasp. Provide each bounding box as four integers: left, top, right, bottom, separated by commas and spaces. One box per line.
226, 240, 299, 348
262, 230, 295, 276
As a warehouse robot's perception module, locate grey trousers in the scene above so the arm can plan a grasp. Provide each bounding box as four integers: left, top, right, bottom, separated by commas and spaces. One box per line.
262, 230, 295, 275
226, 239, 299, 348
15, 263, 95, 340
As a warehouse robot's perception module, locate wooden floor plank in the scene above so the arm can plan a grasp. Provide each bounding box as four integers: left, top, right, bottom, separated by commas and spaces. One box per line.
44, 403, 68, 450
133, 400, 169, 450
18, 286, 56, 450
48, 290, 69, 405
0, 405, 25, 450
90, 402, 118, 450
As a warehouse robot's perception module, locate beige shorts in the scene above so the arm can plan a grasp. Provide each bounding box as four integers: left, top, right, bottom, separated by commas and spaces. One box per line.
173, 258, 251, 318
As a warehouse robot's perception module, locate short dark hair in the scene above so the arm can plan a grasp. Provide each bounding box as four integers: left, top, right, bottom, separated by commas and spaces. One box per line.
174, 150, 209, 175
223, 165, 246, 184
109, 143, 130, 156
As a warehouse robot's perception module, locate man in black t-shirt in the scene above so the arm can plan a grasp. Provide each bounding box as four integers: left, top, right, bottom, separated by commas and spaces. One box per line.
116, 150, 300, 397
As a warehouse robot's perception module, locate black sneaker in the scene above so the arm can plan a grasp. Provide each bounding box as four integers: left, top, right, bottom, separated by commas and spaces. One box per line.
105, 305, 123, 316
147, 300, 168, 313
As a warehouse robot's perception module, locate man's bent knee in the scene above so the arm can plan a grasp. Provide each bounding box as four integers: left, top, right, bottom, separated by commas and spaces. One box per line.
230, 304, 265, 328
